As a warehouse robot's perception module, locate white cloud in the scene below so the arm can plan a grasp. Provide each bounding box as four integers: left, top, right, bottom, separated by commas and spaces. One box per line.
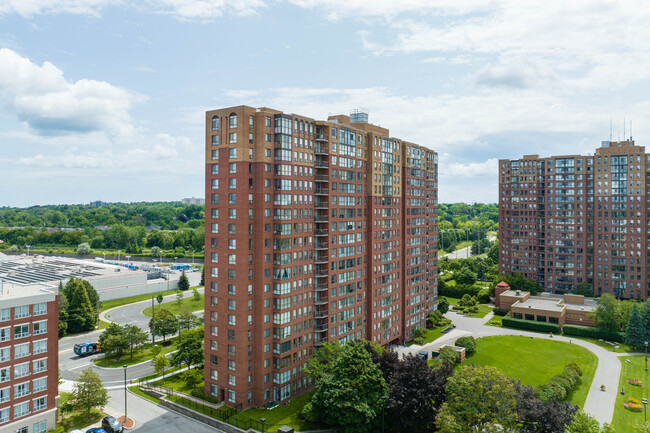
0, 0, 113, 17
444, 158, 499, 178
149, 0, 266, 20
0, 48, 139, 136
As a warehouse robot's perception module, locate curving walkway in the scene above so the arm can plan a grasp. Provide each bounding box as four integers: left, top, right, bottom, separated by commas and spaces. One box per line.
395, 311, 622, 425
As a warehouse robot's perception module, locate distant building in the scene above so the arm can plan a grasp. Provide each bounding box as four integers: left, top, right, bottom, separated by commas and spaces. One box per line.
89, 200, 107, 208
145, 225, 162, 231
182, 197, 204, 205
0, 277, 59, 433
499, 139, 649, 299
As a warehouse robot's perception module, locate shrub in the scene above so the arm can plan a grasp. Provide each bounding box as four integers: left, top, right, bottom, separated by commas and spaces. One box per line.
190, 388, 219, 404
455, 336, 476, 355
492, 307, 509, 316
502, 316, 560, 333
562, 324, 624, 342
536, 362, 583, 402
628, 379, 643, 387
438, 346, 460, 364
438, 283, 481, 300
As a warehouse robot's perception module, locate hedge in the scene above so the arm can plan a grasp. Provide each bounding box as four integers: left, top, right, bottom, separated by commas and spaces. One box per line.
501, 316, 560, 333
492, 307, 509, 316
536, 362, 583, 402
439, 284, 481, 299
561, 324, 624, 342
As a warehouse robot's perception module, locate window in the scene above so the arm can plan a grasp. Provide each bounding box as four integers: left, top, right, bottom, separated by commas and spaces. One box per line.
33, 420, 47, 433
33, 320, 47, 335
33, 303, 46, 316
229, 163, 237, 174
15, 343, 30, 358
33, 377, 47, 393
14, 382, 29, 398
0, 327, 9, 342
229, 132, 237, 144
14, 305, 29, 319
0, 308, 8, 321
14, 402, 29, 418
33, 339, 47, 355
0, 408, 8, 423
228, 315, 236, 326
229, 148, 237, 159
229, 113, 237, 128
0, 367, 9, 383
14, 363, 29, 379
228, 389, 236, 403
0, 347, 9, 362
14, 324, 29, 339
0, 387, 8, 403
212, 115, 220, 131
229, 178, 236, 189
33, 396, 46, 412
211, 135, 219, 146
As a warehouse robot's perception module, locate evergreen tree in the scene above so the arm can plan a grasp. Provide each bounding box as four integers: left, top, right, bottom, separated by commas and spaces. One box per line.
67, 279, 96, 333
625, 303, 646, 349
178, 270, 190, 291
642, 300, 650, 344
200, 267, 204, 286
58, 281, 68, 337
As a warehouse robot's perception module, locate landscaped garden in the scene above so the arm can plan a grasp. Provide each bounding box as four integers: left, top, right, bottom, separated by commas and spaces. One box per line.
142, 292, 204, 316
611, 355, 650, 433
94, 340, 178, 368
57, 391, 107, 432
463, 335, 598, 408
237, 391, 317, 432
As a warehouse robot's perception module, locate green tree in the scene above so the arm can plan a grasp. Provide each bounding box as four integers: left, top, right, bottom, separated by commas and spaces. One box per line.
171, 327, 204, 369
71, 368, 109, 419
573, 281, 595, 297
192, 287, 201, 301
153, 353, 170, 381
181, 368, 203, 388
487, 239, 498, 264
436, 365, 517, 433
438, 297, 450, 314
591, 294, 624, 332
151, 246, 162, 259
123, 324, 148, 359
77, 242, 91, 255
178, 270, 190, 291
413, 327, 427, 344
58, 282, 69, 337
156, 293, 164, 305
304, 341, 343, 384
564, 411, 614, 433
625, 303, 646, 349
99, 322, 124, 345
308, 342, 388, 433
200, 267, 204, 286
149, 308, 178, 342
176, 291, 183, 308
66, 279, 96, 333
177, 311, 201, 331
642, 300, 650, 344
455, 267, 477, 286
102, 334, 129, 361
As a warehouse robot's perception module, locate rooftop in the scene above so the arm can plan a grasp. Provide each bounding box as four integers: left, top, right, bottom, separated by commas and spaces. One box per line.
514, 297, 565, 312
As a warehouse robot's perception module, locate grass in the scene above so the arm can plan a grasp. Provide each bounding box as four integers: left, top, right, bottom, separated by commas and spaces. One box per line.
137, 365, 182, 383
59, 391, 107, 431
445, 296, 492, 318
142, 293, 204, 317
463, 335, 598, 408
487, 314, 504, 326
94, 340, 178, 368
611, 355, 650, 433
406, 326, 449, 346
100, 285, 203, 313
129, 385, 160, 404
157, 370, 203, 394
238, 391, 319, 432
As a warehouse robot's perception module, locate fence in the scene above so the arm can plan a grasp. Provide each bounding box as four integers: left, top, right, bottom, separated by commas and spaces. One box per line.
140, 381, 264, 431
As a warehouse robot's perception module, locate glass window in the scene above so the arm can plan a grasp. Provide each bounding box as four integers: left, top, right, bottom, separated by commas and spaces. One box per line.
229, 113, 237, 128
212, 116, 219, 131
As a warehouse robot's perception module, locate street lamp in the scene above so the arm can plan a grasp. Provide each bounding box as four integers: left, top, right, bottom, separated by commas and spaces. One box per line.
174, 256, 178, 268
123, 365, 128, 423
126, 255, 131, 264
102, 252, 106, 261
260, 417, 266, 433
151, 296, 156, 345
381, 394, 388, 433
645, 341, 648, 371
643, 398, 648, 425
118, 250, 121, 262
192, 250, 195, 265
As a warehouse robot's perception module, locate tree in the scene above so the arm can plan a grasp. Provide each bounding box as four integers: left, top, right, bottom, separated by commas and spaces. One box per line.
149, 308, 178, 342
66, 278, 96, 333
176, 291, 183, 308
454, 336, 476, 355
77, 242, 91, 255
308, 342, 388, 433
99, 322, 124, 344
181, 368, 203, 388
102, 334, 129, 361
643, 300, 650, 344
192, 287, 201, 301
564, 411, 614, 433
573, 281, 595, 297
156, 293, 164, 305
177, 311, 201, 331
200, 267, 205, 286
304, 341, 343, 384
151, 246, 162, 259
513, 381, 576, 433
625, 303, 645, 349
455, 267, 477, 286
436, 365, 517, 433
123, 324, 148, 359
171, 327, 204, 369
487, 240, 498, 264
71, 368, 108, 419
413, 327, 427, 344
384, 354, 439, 433
178, 270, 190, 291
591, 294, 624, 332
438, 297, 450, 314
58, 282, 69, 337
153, 353, 170, 381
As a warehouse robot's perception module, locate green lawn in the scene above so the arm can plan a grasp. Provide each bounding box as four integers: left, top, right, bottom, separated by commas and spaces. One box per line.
486, 314, 504, 326
101, 285, 203, 313
94, 340, 178, 368
445, 296, 492, 318
142, 293, 204, 317
238, 391, 319, 432
156, 369, 203, 394
611, 355, 650, 433
59, 391, 107, 431
129, 385, 160, 404
406, 326, 449, 346
463, 335, 598, 408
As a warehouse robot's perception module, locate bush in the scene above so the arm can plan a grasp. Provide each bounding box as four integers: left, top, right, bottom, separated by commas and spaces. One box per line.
438, 346, 460, 364
438, 283, 481, 300
561, 324, 624, 342
492, 307, 509, 316
455, 336, 476, 355
502, 316, 560, 333
190, 388, 219, 403
477, 288, 491, 303
536, 362, 583, 402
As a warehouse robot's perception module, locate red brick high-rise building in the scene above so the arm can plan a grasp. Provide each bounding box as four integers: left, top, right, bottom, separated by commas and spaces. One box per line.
204, 106, 438, 408
499, 139, 648, 300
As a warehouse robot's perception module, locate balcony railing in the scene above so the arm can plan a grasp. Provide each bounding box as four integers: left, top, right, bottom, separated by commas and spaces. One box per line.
315, 174, 329, 182
314, 145, 328, 154
315, 188, 329, 195
315, 133, 329, 142
315, 296, 328, 305
315, 242, 328, 250
314, 229, 328, 236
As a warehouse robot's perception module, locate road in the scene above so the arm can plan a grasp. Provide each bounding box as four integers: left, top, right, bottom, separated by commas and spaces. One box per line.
395, 310, 623, 425
59, 272, 202, 382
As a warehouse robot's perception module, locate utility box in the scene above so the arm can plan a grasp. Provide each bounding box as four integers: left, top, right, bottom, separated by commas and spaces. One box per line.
278, 426, 294, 433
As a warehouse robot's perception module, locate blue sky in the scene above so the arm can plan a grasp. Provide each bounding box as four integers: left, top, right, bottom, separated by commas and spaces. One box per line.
2, 0, 650, 207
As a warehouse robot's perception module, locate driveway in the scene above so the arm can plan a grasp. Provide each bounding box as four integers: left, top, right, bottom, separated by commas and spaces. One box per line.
395, 311, 622, 425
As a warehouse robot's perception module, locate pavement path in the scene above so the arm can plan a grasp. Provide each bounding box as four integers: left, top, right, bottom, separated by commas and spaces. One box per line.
395, 310, 623, 425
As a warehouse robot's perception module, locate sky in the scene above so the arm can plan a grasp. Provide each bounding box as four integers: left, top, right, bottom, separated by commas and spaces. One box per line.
2, 0, 650, 207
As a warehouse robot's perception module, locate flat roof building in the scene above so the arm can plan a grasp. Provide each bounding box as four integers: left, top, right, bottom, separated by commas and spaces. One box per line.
499, 139, 649, 299
204, 106, 438, 408
0, 280, 59, 433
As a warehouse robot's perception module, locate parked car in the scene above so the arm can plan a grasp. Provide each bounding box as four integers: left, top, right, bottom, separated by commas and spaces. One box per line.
101, 416, 124, 433
86, 429, 107, 433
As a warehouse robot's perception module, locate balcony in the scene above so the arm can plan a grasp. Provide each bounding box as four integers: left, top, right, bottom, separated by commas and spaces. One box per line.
315, 187, 329, 195
314, 324, 329, 332
315, 267, 329, 278
315, 200, 329, 209
315, 254, 328, 264
314, 228, 328, 236
314, 308, 328, 319
315, 295, 328, 305
315, 283, 328, 291
315, 161, 329, 169
314, 145, 328, 155
315, 133, 329, 142
314, 215, 329, 223
315, 241, 329, 250
315, 174, 329, 182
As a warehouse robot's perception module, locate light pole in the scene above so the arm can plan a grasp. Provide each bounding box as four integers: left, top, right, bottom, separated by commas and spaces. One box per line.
102, 252, 106, 261
643, 398, 648, 425
174, 256, 178, 268
465, 228, 470, 258
381, 394, 388, 433
192, 250, 195, 265
261, 418, 266, 433
126, 255, 131, 266
118, 250, 121, 262
151, 296, 156, 346
123, 365, 128, 423
645, 341, 648, 371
